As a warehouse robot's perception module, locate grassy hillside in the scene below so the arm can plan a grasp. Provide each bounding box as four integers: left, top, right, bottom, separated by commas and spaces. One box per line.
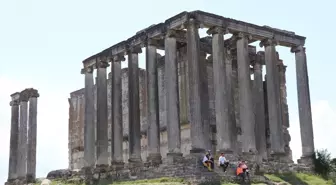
35, 174, 335, 185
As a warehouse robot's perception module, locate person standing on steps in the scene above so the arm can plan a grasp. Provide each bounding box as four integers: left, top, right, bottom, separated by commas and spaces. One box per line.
218, 153, 230, 172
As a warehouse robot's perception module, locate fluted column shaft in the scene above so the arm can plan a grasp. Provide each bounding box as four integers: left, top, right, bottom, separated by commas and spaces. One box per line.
17, 90, 29, 179
260, 39, 284, 154
146, 40, 162, 164
291, 45, 315, 159
128, 48, 142, 163
27, 89, 39, 182
253, 54, 267, 160
207, 27, 233, 152
165, 31, 182, 156
82, 67, 95, 167
111, 55, 125, 166
236, 33, 257, 154
95, 58, 109, 166
8, 93, 20, 181
187, 19, 206, 153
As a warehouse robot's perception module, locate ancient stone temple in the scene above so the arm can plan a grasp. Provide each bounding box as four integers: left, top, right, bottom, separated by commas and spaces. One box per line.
6, 88, 39, 185
68, 10, 314, 173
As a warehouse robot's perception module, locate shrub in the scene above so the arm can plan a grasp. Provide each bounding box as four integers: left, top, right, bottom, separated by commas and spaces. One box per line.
313, 149, 334, 179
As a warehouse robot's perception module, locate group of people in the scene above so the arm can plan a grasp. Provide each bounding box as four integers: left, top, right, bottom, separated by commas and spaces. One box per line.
202, 150, 249, 180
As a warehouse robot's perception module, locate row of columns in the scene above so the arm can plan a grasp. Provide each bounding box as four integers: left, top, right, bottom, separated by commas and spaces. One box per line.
7, 88, 39, 182
82, 19, 314, 167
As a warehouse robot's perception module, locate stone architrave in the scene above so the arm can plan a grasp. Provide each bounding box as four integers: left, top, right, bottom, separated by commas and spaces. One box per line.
95, 57, 110, 166
260, 39, 284, 155
207, 27, 233, 153
146, 39, 162, 164
7, 92, 20, 181
17, 89, 30, 179
291, 45, 315, 162
186, 18, 207, 154
236, 33, 257, 156
165, 30, 183, 160
253, 53, 267, 160
82, 66, 95, 168
111, 55, 125, 168
128, 47, 143, 164
27, 89, 39, 182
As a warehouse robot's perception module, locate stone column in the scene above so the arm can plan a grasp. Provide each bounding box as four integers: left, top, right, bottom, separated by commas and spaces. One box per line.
207, 27, 233, 154
165, 30, 182, 160
146, 39, 162, 165
27, 89, 39, 182
291, 45, 315, 162
186, 18, 206, 153
253, 53, 267, 160
128, 47, 142, 164
236, 33, 257, 156
278, 61, 292, 161
7, 93, 20, 182
17, 89, 29, 179
260, 39, 284, 155
226, 50, 238, 154
111, 55, 125, 168
81, 66, 95, 167
232, 59, 242, 154
95, 57, 110, 166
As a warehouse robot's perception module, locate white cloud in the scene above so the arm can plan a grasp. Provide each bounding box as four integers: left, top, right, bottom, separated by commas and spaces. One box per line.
290, 100, 336, 161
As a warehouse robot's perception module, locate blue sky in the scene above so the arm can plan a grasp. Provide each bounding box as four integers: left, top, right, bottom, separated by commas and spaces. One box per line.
0, 0, 335, 183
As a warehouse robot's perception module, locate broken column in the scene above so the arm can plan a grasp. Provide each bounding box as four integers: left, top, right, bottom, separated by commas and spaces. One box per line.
260, 39, 284, 157
146, 39, 162, 165
7, 93, 20, 182
165, 30, 182, 161
253, 53, 267, 160
291, 45, 315, 163
27, 89, 39, 181
95, 57, 109, 167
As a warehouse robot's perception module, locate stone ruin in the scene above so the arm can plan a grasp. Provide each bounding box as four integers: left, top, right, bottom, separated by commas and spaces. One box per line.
6, 88, 39, 185
6, 10, 315, 185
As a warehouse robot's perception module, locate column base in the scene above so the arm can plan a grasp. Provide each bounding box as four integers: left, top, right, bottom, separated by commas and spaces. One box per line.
166, 152, 183, 164
147, 153, 162, 166
269, 152, 289, 163
241, 152, 257, 162
111, 161, 125, 170
25, 174, 35, 183
190, 148, 206, 154
217, 149, 235, 161
297, 155, 314, 165
94, 164, 109, 173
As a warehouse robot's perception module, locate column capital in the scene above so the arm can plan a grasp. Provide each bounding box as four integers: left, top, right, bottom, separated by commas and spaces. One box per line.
146, 38, 160, 47
110, 54, 126, 62
128, 46, 142, 54
234, 32, 253, 41
95, 58, 109, 69
28, 88, 39, 98
206, 26, 228, 35
81, 66, 94, 74
259, 38, 278, 48
10, 99, 20, 106
165, 29, 178, 38
277, 60, 287, 72
290, 45, 306, 53
10, 92, 20, 100
19, 89, 30, 102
